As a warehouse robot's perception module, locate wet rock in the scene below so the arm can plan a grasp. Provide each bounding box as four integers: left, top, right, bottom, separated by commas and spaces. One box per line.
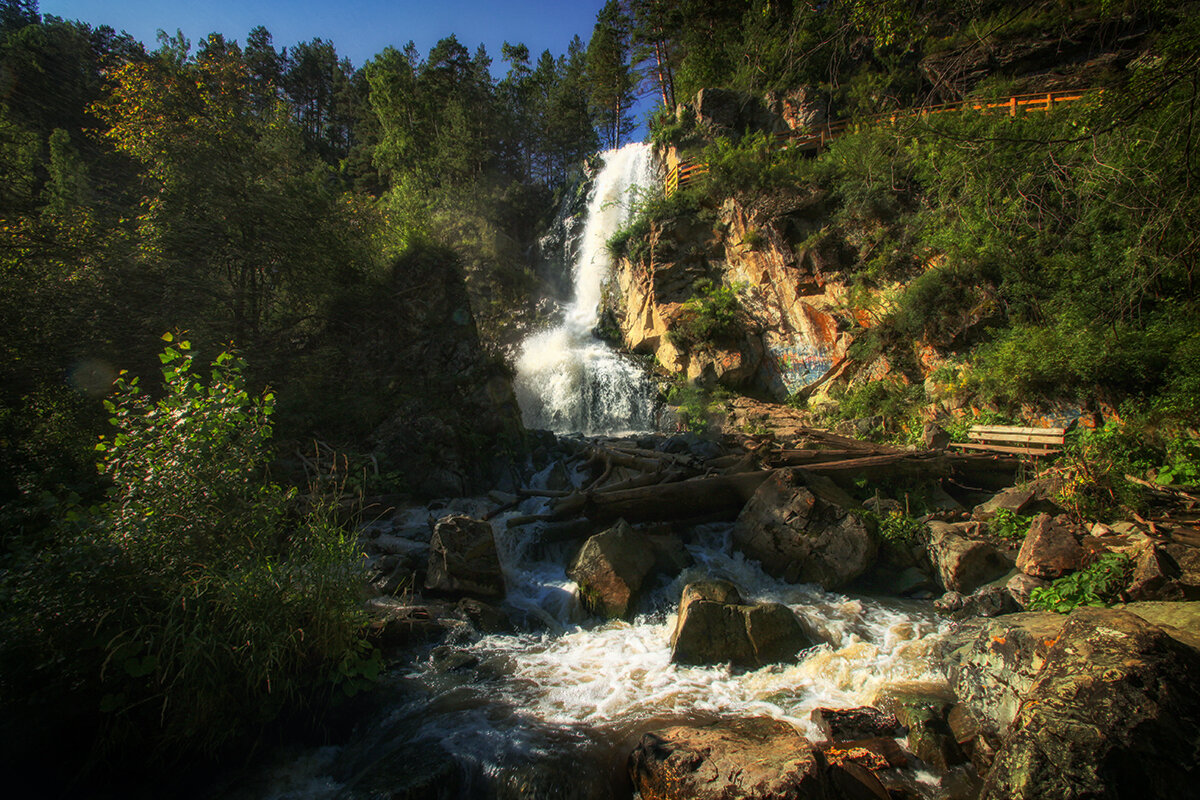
363, 597, 468, 649
1015, 513, 1083, 579
424, 515, 506, 600
979, 608, 1200, 800
875, 682, 965, 770
820, 737, 909, 770
337, 739, 463, 800
568, 519, 657, 619
646, 531, 694, 576
671, 580, 813, 668
926, 521, 1011, 594
733, 470, 877, 590
454, 597, 512, 634
369, 561, 415, 597
811, 707, 904, 741
1005, 572, 1050, 609
935, 585, 1018, 620
947, 703, 998, 773
628, 717, 829, 800
937, 612, 1066, 738
429, 645, 480, 673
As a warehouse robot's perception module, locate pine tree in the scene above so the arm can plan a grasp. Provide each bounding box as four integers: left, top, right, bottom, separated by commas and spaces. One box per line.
585, 0, 636, 149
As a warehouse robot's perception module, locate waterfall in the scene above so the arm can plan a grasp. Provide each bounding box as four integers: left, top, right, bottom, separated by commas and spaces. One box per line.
515, 143, 660, 436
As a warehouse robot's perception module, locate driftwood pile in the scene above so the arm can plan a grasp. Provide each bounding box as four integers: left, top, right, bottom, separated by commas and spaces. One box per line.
506, 427, 1019, 536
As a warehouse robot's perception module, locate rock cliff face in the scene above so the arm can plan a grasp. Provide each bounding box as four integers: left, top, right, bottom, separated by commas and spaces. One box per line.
611, 186, 868, 401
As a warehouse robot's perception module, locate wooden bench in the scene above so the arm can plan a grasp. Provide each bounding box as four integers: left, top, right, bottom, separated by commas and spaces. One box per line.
949, 425, 1067, 457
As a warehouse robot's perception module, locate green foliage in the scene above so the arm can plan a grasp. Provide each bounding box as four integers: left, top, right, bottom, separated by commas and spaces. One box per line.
989, 507, 1035, 540
1028, 552, 1132, 613
668, 279, 745, 349
1054, 416, 1159, 519
0, 340, 367, 765
824, 378, 926, 445
666, 377, 728, 434
875, 510, 926, 546
1155, 435, 1200, 487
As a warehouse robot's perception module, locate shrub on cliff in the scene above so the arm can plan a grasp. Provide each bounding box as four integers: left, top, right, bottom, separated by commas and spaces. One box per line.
0, 337, 368, 774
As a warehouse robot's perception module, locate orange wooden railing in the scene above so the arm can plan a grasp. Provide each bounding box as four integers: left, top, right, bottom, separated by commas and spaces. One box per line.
665, 89, 1093, 195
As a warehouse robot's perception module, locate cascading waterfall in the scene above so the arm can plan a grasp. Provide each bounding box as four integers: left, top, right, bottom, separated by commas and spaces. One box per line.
515, 143, 660, 436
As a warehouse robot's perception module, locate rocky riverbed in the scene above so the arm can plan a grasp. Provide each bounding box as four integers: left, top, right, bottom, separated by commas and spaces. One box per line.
225, 424, 1200, 800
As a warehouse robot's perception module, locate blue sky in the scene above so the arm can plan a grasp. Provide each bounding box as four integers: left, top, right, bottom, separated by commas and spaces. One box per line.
41, 0, 610, 70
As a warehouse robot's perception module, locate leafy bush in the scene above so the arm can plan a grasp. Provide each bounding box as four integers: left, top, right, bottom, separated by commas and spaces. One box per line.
989, 507, 1034, 540
668, 279, 746, 349
1028, 552, 1132, 613
0, 337, 368, 767
875, 510, 926, 546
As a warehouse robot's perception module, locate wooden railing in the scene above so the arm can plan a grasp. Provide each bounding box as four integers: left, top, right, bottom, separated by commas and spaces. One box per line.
665, 89, 1093, 195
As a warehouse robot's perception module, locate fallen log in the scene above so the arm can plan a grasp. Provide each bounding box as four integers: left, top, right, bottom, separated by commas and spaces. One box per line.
550, 451, 1017, 523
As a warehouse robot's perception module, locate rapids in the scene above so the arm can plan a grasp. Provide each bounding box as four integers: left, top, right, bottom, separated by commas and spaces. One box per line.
514, 143, 662, 436
233, 483, 951, 800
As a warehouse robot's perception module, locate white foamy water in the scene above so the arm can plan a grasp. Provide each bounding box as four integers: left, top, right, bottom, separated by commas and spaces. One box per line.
465, 523, 947, 742
236, 511, 951, 800
515, 143, 661, 435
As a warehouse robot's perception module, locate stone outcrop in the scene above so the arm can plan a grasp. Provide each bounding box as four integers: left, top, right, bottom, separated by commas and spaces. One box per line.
937, 612, 1067, 738
1015, 513, 1084, 579
628, 717, 829, 800
874, 682, 966, 770
979, 608, 1200, 800
810, 707, 904, 742
423, 515, 505, 600
934, 585, 1019, 620
568, 520, 658, 619
925, 521, 1011, 594
733, 470, 876, 589
670, 580, 814, 667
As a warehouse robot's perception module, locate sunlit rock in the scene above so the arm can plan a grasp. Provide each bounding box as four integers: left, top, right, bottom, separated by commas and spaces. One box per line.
629, 717, 829, 800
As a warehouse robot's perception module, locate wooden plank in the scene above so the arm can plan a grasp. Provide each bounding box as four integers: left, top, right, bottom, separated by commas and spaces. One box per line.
968, 431, 1066, 444
952, 442, 1061, 456
969, 425, 1067, 436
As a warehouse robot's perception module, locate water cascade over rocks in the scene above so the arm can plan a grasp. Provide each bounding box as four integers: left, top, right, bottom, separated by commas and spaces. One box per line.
515, 143, 661, 435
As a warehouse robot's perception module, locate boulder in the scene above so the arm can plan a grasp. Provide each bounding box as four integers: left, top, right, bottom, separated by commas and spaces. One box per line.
1015, 513, 1083, 579
1119, 600, 1200, 651
1005, 572, 1050, 609
568, 519, 657, 619
937, 612, 1066, 738
1127, 541, 1200, 601
925, 521, 1011, 593
874, 682, 965, 770
628, 717, 829, 800
934, 585, 1018, 620
811, 707, 904, 741
363, 597, 468, 649
424, 515, 506, 600
671, 580, 814, 668
923, 422, 951, 450
733, 470, 877, 590
979, 608, 1200, 800
973, 484, 1062, 520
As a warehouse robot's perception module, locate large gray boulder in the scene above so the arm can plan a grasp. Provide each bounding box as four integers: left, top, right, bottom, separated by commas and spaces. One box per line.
937, 612, 1067, 738
925, 521, 1011, 594
423, 515, 505, 600
568, 520, 657, 619
733, 470, 877, 590
670, 580, 814, 668
979, 608, 1200, 800
628, 717, 829, 800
